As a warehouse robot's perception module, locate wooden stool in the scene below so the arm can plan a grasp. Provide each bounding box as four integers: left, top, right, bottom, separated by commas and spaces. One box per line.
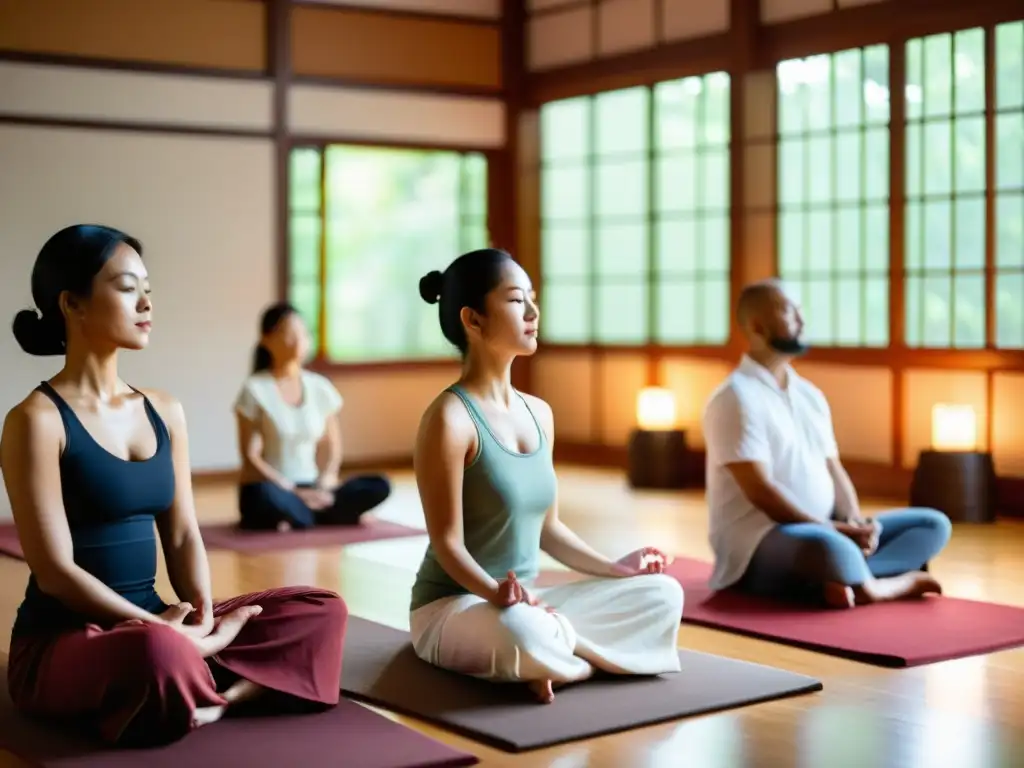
909, 450, 998, 523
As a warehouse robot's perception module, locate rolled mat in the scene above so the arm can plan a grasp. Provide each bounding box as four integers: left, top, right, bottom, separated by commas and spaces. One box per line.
0, 674, 478, 768
339, 616, 823, 752
541, 558, 1024, 667
0, 521, 424, 560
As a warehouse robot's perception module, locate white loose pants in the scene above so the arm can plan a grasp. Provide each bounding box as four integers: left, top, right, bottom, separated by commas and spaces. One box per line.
409, 573, 684, 684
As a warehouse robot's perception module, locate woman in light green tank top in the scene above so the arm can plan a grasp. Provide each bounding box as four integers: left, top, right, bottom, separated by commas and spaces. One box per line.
409, 248, 685, 704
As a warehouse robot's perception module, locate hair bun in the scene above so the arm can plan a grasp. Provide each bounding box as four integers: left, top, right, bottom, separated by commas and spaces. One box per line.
418, 270, 444, 305
12, 308, 64, 356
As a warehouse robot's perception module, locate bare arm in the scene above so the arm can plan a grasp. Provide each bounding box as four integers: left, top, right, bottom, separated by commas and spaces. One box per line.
706, 389, 823, 526
316, 411, 343, 489
236, 413, 295, 491
0, 397, 170, 626
415, 394, 503, 603
724, 462, 826, 525
827, 458, 865, 524
531, 397, 620, 577
150, 391, 213, 619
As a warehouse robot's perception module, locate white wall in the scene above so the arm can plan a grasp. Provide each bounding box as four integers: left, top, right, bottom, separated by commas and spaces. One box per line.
0, 124, 276, 473
0, 60, 511, 519
0, 63, 279, 518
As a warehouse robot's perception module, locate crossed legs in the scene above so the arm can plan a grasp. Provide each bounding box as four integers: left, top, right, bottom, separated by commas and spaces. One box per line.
409, 573, 684, 702
7, 586, 347, 746
737, 507, 952, 608
238, 475, 391, 531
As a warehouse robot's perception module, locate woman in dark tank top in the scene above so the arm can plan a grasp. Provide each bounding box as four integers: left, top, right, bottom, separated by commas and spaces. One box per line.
0, 225, 348, 747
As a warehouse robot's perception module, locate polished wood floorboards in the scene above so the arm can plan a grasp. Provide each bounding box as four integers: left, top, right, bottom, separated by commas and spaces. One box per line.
2, 466, 1023, 767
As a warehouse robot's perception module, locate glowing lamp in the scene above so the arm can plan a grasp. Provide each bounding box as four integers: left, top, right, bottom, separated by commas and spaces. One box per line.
931, 404, 977, 452
636, 387, 676, 431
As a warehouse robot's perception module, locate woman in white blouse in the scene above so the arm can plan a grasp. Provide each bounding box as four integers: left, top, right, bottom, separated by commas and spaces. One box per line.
233, 302, 391, 530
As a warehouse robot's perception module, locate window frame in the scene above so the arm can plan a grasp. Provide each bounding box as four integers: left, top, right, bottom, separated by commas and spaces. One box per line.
768, 17, 1024, 370
536, 73, 735, 352
283, 137, 497, 372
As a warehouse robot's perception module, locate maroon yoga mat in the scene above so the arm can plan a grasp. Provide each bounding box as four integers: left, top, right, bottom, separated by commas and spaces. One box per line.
0, 675, 477, 768
545, 557, 1024, 667
0, 520, 425, 560
0, 523, 22, 560
198, 519, 425, 553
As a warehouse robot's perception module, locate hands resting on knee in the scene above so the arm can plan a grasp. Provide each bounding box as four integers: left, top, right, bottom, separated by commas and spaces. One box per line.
833, 519, 882, 556
141, 602, 264, 658
489, 545, 673, 612
491, 571, 555, 613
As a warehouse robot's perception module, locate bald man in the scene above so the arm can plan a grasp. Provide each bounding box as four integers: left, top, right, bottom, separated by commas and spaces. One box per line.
702, 279, 951, 608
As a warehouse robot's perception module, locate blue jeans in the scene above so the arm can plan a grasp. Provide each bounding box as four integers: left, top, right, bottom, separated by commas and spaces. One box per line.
737, 507, 953, 601
238, 475, 392, 530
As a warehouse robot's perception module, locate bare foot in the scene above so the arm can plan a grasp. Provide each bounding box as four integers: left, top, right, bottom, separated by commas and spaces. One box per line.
528, 679, 555, 704
855, 571, 942, 604
823, 582, 855, 609
192, 705, 226, 729
276, 521, 292, 533
221, 678, 267, 707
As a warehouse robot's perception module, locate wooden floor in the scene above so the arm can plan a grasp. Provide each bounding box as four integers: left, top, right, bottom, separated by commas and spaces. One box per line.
2, 465, 1024, 767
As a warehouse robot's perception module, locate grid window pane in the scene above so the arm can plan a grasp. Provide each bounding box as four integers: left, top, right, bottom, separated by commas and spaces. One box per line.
994, 21, 1024, 348
290, 148, 321, 212
539, 74, 732, 347
777, 46, 889, 347
286, 146, 484, 363
905, 25, 1024, 349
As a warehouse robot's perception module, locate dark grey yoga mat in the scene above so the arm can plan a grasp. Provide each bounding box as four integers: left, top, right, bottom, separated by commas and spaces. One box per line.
0, 666, 478, 768
340, 617, 824, 752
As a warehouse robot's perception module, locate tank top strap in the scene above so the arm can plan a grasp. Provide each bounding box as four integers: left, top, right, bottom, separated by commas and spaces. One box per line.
34, 381, 169, 453
35, 381, 80, 452
446, 384, 546, 451
446, 384, 489, 435
513, 390, 547, 449
127, 385, 171, 448
35, 381, 75, 423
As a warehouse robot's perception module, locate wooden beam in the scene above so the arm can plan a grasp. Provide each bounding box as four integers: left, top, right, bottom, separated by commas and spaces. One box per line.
526, 33, 730, 106
758, 0, 1024, 66
269, 0, 290, 304
525, 0, 1024, 107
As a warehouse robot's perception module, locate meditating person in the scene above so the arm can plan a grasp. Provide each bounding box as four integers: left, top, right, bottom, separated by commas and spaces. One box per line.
1, 225, 347, 747
409, 248, 684, 704
233, 302, 391, 531
702, 278, 952, 609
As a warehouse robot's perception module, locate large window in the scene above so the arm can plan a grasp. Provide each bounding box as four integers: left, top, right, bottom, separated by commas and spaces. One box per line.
994, 21, 1023, 349
287, 145, 489, 364
905, 23, 1024, 349
776, 45, 891, 347
539, 73, 731, 346
905, 29, 986, 348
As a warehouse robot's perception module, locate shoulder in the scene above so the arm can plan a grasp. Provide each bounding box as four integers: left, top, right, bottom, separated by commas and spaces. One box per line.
302, 370, 338, 396
704, 375, 747, 419
137, 387, 187, 432
418, 389, 475, 443
792, 374, 830, 413
301, 370, 342, 399
1, 390, 63, 449
519, 391, 553, 436
238, 372, 270, 396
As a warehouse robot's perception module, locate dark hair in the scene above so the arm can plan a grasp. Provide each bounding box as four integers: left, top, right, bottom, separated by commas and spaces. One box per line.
418, 248, 512, 355
12, 224, 143, 356
252, 301, 299, 373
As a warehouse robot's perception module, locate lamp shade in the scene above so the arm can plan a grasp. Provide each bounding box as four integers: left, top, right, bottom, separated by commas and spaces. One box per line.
931, 403, 977, 451
636, 387, 676, 430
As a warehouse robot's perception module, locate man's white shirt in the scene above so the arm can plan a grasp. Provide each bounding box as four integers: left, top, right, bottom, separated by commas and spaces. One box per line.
702, 355, 840, 590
